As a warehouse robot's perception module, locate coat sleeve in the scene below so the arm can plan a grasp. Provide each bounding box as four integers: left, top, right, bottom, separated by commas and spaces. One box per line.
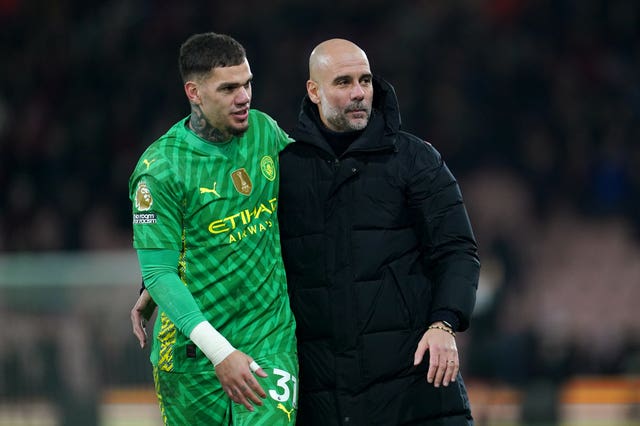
406, 141, 480, 331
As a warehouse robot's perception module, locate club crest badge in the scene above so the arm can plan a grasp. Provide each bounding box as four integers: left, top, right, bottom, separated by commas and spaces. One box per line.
135, 181, 153, 211
260, 156, 276, 182
231, 168, 252, 196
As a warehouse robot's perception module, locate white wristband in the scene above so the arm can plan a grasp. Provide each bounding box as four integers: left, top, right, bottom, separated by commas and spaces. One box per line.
189, 321, 236, 366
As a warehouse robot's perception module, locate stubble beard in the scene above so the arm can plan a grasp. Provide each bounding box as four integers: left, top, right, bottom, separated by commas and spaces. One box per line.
190, 104, 248, 142
321, 101, 370, 132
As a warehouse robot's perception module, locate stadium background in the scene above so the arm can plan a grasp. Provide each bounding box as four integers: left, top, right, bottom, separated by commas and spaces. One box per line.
1, 0, 639, 424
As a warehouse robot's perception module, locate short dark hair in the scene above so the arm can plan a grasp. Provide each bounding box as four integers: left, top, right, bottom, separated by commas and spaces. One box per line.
178, 32, 246, 82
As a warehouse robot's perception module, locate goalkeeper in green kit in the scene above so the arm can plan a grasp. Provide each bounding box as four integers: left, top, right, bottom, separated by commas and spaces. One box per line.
128, 32, 298, 425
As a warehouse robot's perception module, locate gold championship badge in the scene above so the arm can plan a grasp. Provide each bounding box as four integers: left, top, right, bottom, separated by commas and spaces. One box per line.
231, 168, 252, 196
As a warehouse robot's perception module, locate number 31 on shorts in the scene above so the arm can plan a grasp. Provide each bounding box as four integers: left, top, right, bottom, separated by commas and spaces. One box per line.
268, 368, 298, 409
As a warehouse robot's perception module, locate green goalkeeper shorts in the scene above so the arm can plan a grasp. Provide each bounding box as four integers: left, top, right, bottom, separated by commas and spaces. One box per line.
153, 351, 298, 425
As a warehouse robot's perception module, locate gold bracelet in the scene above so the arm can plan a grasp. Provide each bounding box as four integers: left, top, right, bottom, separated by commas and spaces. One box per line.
428, 324, 456, 337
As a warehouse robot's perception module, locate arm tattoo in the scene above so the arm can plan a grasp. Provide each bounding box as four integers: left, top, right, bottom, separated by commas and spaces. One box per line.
189, 104, 228, 142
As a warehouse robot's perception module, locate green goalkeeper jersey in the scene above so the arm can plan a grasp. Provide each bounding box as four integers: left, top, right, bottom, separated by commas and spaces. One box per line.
129, 110, 296, 373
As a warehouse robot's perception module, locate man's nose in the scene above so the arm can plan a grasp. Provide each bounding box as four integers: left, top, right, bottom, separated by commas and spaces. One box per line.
236, 87, 251, 104
351, 83, 365, 100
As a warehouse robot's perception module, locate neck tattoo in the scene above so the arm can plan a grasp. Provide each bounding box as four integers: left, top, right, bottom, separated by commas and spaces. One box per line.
189, 105, 228, 143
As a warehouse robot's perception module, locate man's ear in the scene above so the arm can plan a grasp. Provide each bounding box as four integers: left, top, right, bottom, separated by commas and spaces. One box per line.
184, 81, 200, 104
306, 80, 320, 104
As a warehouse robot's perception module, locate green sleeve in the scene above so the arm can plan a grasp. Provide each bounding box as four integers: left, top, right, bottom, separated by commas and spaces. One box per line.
137, 248, 206, 336
277, 125, 295, 152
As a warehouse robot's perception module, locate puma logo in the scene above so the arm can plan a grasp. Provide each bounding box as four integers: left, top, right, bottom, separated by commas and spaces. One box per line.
143, 158, 157, 169
199, 182, 221, 197
276, 403, 294, 422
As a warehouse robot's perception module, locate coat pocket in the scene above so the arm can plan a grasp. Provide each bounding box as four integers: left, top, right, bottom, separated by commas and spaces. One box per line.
354, 269, 411, 334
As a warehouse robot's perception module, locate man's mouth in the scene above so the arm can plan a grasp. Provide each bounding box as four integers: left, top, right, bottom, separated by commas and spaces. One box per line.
232, 108, 249, 121
346, 103, 368, 116
348, 109, 367, 117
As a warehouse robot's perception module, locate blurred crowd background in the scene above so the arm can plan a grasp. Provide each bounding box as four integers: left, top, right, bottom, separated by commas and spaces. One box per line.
1, 0, 639, 424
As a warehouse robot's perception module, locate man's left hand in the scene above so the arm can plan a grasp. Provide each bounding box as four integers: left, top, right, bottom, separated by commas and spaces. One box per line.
413, 321, 459, 387
131, 289, 157, 348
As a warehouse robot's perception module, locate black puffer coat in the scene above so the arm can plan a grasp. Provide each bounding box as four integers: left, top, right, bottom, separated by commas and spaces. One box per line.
279, 77, 480, 425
